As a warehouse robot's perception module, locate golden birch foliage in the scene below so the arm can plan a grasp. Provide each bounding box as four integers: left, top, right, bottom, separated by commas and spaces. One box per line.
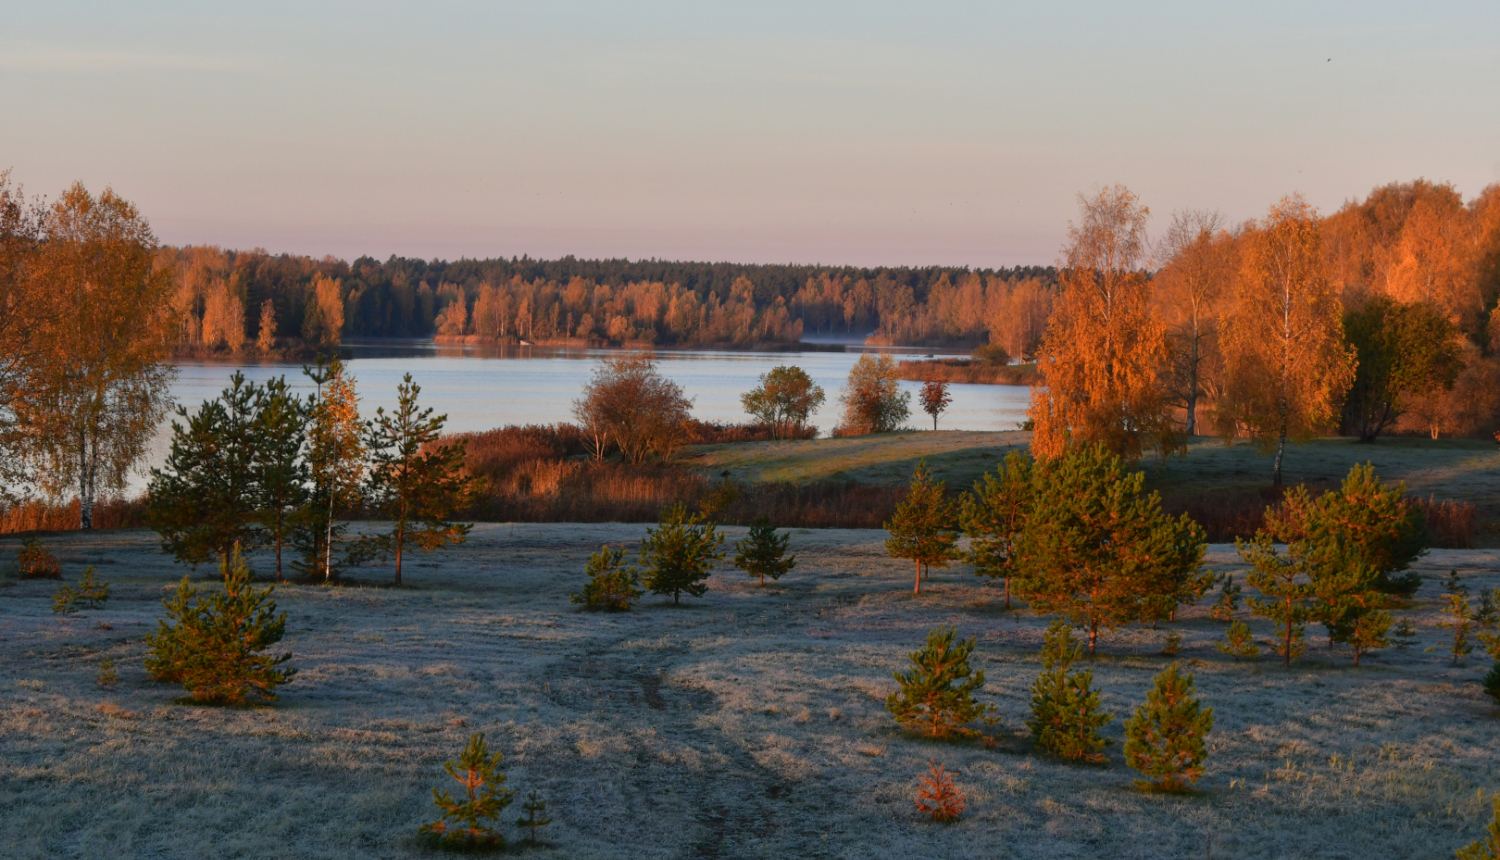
1218, 195, 1355, 485
309, 366, 365, 513
201, 280, 246, 351
1153, 211, 1236, 436
1030, 185, 1176, 460
256, 299, 277, 352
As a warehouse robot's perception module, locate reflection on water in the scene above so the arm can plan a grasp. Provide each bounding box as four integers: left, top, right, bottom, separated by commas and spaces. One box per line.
140, 340, 1031, 491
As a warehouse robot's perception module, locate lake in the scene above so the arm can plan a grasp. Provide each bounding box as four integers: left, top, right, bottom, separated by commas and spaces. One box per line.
144, 340, 1032, 489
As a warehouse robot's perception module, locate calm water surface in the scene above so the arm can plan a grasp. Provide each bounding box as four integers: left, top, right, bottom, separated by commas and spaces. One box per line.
143, 341, 1031, 489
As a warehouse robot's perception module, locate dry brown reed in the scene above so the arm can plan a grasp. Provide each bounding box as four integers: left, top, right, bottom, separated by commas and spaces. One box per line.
1414, 496, 1478, 549
894, 358, 1041, 386
0, 498, 148, 534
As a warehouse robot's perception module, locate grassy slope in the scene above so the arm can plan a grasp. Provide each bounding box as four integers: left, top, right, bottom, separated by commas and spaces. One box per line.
689, 430, 1500, 509
3, 527, 1498, 859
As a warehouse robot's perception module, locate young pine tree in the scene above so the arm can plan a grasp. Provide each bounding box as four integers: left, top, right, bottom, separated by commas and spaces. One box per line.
1214, 620, 1261, 661
51, 565, 109, 614
571, 545, 643, 611
1392, 618, 1419, 650
143, 544, 296, 705
1123, 662, 1214, 792
1027, 618, 1113, 763
1456, 796, 1500, 860
1209, 575, 1241, 622
886, 627, 985, 739
1433, 572, 1476, 666
252, 376, 308, 581
914, 761, 966, 823
1239, 534, 1310, 668
733, 516, 795, 586
640, 503, 724, 605
419, 733, 516, 851
360, 374, 478, 586
960, 450, 1035, 610
147, 372, 264, 568
1013, 445, 1209, 654
515, 789, 552, 844
1318, 565, 1394, 666
885, 461, 959, 595
1483, 662, 1500, 708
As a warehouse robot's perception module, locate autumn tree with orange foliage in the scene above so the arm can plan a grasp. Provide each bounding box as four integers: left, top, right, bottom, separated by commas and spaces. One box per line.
1153, 210, 1237, 436
1029, 185, 1177, 461
1217, 195, 1355, 487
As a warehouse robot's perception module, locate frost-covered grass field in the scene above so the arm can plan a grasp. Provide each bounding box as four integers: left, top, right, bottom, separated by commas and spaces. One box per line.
2, 525, 1498, 859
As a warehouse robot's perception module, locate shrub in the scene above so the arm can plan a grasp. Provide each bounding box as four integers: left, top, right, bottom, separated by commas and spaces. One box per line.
1027, 619, 1112, 763
515, 789, 552, 844
419, 733, 516, 851
571, 545, 642, 611
1215, 621, 1261, 661
886, 627, 984, 739
1123, 663, 1214, 792
97, 658, 117, 688
732, 516, 795, 585
16, 538, 61, 579
640, 503, 724, 605
1456, 795, 1500, 860
1160, 630, 1183, 656
914, 761, 966, 823
52, 565, 110, 614
144, 545, 296, 705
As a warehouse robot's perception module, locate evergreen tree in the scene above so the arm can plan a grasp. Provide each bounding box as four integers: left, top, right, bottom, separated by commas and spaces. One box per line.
1123, 663, 1214, 792
640, 503, 724, 605
1277, 463, 1428, 597
1483, 661, 1500, 708
295, 358, 364, 581
147, 372, 263, 567
1013, 445, 1209, 654
1392, 618, 1419, 649
1317, 565, 1393, 665
419, 733, 516, 851
360, 374, 478, 586
1027, 619, 1113, 762
1456, 796, 1500, 860
885, 461, 959, 595
1432, 571, 1476, 666
886, 626, 985, 739
1208, 575, 1241, 622
571, 545, 643, 611
733, 516, 795, 585
252, 376, 308, 581
143, 544, 296, 705
960, 450, 1035, 609
1240, 534, 1310, 668
914, 761, 966, 823
1215, 620, 1260, 661
51, 565, 109, 614
515, 789, 552, 844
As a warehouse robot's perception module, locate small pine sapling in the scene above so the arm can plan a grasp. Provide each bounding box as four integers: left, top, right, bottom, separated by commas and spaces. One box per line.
914, 760, 966, 823
1484, 661, 1500, 707
53, 582, 80, 614
17, 537, 61, 579
1431, 571, 1476, 666
1123, 662, 1214, 792
1027, 619, 1113, 763
886, 626, 985, 739
1240, 535, 1310, 668
1456, 795, 1500, 860
884, 461, 959, 594
420, 732, 516, 851
54, 566, 111, 613
515, 789, 552, 844
97, 658, 118, 688
143, 544, 296, 704
640, 503, 725, 605
733, 516, 795, 586
1392, 618, 1419, 650
1209, 575, 1241, 622
979, 703, 1005, 748
1214, 621, 1261, 661
1161, 630, 1183, 656
1477, 588, 1500, 661
571, 545, 643, 611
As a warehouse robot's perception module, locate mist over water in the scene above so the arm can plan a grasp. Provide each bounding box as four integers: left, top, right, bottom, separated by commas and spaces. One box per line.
137, 342, 1031, 493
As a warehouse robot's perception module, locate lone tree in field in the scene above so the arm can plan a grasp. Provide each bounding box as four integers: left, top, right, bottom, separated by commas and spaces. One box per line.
886, 626, 985, 739
573, 351, 692, 462
733, 516, 795, 585
741, 365, 825, 439
143, 544, 296, 705
1123, 662, 1214, 792
1217, 195, 1355, 487
419, 733, 516, 851
253, 376, 308, 580
571, 544, 643, 611
148, 372, 264, 569
360, 373, 478, 586
919, 379, 951, 430
1027, 619, 1113, 762
640, 503, 724, 605
1013, 445, 1209, 653
297, 358, 364, 581
1028, 184, 1178, 461
961, 450, 1035, 609
836, 353, 909, 434
885, 461, 959, 595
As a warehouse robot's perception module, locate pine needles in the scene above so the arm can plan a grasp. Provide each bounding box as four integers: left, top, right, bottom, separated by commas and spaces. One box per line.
886, 626, 984, 739
420, 733, 516, 851
914, 760, 966, 823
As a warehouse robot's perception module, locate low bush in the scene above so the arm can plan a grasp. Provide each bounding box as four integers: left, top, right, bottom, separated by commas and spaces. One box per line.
0, 497, 147, 534
16, 538, 61, 579
1414, 496, 1478, 549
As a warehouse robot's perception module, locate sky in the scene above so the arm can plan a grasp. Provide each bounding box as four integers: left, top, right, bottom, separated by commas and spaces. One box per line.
2, 2, 1498, 268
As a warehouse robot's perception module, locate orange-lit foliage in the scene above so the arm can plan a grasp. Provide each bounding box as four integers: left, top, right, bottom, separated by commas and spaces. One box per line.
1153, 210, 1237, 435
1030, 185, 1176, 461
0, 497, 147, 534
1218, 196, 1354, 485
914, 761, 966, 823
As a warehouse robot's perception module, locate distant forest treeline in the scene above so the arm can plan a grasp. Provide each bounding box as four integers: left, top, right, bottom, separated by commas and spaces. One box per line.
159, 248, 1058, 354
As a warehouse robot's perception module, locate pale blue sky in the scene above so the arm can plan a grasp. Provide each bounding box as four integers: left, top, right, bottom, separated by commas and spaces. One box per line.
2, 2, 1497, 266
